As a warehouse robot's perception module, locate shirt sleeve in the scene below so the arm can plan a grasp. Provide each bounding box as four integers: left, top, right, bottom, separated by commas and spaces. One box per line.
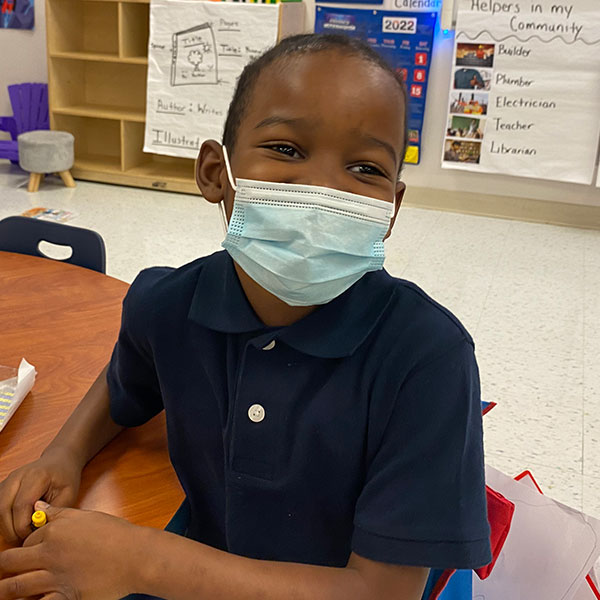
351, 339, 492, 570
107, 268, 166, 427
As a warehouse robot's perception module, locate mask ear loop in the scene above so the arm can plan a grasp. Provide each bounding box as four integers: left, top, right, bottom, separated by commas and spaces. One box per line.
219, 146, 237, 235
222, 146, 237, 192
218, 201, 228, 236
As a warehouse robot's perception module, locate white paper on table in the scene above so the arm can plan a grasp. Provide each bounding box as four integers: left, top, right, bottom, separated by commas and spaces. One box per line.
591, 557, 600, 586
514, 471, 600, 600
0, 358, 36, 432
514, 471, 540, 493
572, 578, 599, 600
474, 466, 600, 600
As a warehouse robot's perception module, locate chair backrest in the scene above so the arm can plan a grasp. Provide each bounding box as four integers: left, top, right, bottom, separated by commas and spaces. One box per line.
0, 216, 106, 274
8, 83, 49, 134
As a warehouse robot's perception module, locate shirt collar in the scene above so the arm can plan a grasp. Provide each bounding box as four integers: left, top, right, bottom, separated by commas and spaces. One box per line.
188, 251, 398, 358
188, 251, 264, 334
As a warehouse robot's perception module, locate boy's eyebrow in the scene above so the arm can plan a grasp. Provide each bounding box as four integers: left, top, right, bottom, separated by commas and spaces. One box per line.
253, 117, 399, 166
359, 134, 398, 166
254, 116, 309, 130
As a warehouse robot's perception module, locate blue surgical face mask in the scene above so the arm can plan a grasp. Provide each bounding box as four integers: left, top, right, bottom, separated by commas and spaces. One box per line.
220, 146, 395, 307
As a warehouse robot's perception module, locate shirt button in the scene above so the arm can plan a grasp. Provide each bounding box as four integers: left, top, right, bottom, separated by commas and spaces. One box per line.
248, 404, 265, 423
262, 340, 276, 351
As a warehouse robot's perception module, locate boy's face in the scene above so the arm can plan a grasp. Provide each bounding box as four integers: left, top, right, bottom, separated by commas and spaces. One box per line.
197, 50, 407, 236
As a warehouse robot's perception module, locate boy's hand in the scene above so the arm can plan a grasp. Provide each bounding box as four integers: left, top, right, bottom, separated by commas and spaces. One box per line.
0, 449, 83, 545
0, 501, 147, 600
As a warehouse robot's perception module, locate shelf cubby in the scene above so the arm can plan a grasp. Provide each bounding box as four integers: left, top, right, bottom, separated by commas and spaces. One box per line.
48, 57, 147, 121
52, 114, 122, 173
119, 3, 150, 60
47, 0, 119, 58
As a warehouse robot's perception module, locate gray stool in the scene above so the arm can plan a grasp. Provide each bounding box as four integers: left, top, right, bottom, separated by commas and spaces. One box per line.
18, 130, 76, 192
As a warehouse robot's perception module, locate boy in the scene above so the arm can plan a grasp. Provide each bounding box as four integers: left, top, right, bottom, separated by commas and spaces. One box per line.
0, 34, 490, 599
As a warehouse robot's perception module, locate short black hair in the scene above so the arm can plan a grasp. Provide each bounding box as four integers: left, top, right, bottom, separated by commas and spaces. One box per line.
221, 33, 409, 175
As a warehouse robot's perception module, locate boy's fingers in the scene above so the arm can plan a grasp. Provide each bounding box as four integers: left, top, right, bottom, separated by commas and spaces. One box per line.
12, 474, 49, 540
0, 477, 21, 544
0, 570, 53, 600
32, 503, 64, 524
0, 546, 44, 576
47, 488, 76, 508
22, 526, 45, 548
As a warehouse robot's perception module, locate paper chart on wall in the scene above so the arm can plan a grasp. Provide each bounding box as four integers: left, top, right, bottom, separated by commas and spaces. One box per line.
144, 0, 279, 159
441, 0, 600, 185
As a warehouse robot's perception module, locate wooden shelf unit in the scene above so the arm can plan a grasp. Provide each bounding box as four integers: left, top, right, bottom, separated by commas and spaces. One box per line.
46, 0, 305, 194
46, 0, 198, 193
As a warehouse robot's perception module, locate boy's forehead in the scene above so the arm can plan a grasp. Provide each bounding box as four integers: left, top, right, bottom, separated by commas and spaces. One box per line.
240, 52, 405, 143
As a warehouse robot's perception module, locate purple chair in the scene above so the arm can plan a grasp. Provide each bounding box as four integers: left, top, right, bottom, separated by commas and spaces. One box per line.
0, 83, 49, 163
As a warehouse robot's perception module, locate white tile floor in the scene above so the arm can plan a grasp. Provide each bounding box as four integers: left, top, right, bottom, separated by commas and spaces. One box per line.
2, 163, 600, 517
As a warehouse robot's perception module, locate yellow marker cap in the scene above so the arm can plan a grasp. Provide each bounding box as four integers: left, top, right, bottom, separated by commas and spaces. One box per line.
31, 510, 47, 528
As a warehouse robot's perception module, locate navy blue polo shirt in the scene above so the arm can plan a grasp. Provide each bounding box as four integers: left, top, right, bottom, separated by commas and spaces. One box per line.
107, 250, 491, 570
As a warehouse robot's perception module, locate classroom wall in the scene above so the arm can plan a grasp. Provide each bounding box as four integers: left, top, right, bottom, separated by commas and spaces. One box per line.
0, 0, 48, 137
1, 0, 598, 210
305, 0, 600, 209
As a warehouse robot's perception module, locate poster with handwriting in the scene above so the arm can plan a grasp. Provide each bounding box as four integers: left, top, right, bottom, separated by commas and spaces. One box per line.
144, 0, 279, 159
441, 0, 600, 185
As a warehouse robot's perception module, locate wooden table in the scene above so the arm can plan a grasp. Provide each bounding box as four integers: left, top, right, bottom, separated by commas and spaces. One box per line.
0, 252, 183, 551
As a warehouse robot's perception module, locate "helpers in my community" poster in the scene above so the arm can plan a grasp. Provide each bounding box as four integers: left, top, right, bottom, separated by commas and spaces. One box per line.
442, 0, 600, 185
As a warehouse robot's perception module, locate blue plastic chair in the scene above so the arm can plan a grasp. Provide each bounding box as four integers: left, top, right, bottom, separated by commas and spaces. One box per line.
0, 216, 106, 273
0, 83, 49, 163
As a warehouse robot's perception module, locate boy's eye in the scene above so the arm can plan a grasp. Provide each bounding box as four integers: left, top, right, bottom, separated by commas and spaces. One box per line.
265, 144, 301, 159
350, 164, 386, 177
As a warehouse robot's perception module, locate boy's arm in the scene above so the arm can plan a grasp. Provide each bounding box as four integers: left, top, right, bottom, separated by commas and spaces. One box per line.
137, 529, 428, 600
0, 506, 428, 599
42, 363, 124, 470
0, 365, 124, 543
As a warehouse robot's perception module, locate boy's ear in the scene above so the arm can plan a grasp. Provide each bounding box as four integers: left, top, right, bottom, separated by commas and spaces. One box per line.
384, 181, 406, 240
195, 139, 227, 204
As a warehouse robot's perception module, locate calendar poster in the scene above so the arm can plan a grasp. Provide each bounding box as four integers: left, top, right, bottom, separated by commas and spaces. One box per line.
315, 7, 437, 165
441, 0, 600, 185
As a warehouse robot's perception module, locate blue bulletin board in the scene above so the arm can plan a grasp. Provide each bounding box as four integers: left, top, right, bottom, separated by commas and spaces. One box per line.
315, 7, 437, 165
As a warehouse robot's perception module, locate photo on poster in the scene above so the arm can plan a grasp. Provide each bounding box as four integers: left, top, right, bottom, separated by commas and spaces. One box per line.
443, 139, 481, 164
446, 115, 485, 140
453, 67, 492, 91
456, 43, 495, 69
449, 91, 488, 115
